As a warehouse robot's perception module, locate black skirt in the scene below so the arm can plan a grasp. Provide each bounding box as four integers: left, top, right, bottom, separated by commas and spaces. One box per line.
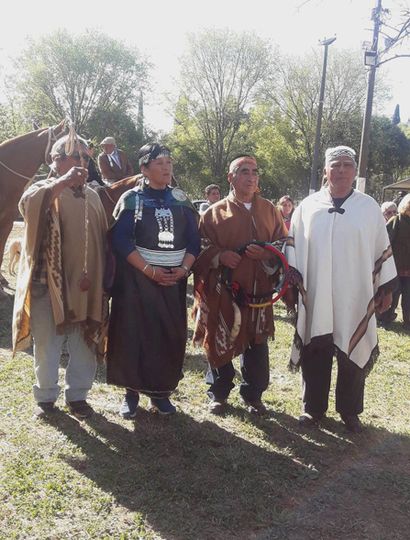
106, 257, 187, 397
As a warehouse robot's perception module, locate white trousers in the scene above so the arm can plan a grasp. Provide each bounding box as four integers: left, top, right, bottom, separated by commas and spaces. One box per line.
30, 284, 97, 403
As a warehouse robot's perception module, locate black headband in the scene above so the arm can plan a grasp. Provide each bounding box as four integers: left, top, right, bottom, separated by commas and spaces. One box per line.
138, 144, 171, 167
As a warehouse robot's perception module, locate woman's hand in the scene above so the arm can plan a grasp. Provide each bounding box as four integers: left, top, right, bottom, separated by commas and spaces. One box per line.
151, 266, 178, 287
170, 266, 188, 282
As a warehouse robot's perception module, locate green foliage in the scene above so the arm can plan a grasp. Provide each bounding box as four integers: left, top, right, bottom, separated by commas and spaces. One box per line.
176, 29, 271, 181
0, 104, 26, 142
85, 108, 143, 170
11, 29, 151, 143
241, 103, 308, 200
367, 116, 410, 199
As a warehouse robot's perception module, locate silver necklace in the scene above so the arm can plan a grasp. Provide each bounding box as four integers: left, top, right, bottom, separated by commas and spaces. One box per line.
155, 207, 174, 249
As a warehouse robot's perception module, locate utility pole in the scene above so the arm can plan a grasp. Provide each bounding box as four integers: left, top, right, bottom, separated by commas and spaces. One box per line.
309, 36, 336, 195
357, 0, 382, 193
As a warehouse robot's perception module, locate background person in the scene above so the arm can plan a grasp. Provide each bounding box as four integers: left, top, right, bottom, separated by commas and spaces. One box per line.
193, 154, 289, 415
286, 145, 397, 433
98, 136, 134, 184
277, 195, 295, 230
12, 135, 108, 419
106, 143, 200, 417
86, 142, 105, 187
199, 184, 221, 213
380, 201, 398, 223
378, 193, 410, 330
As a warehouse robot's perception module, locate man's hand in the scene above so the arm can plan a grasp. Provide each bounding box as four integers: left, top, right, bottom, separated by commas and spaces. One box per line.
220, 250, 242, 269
374, 291, 393, 315
61, 166, 89, 188
245, 243, 271, 260
282, 286, 297, 312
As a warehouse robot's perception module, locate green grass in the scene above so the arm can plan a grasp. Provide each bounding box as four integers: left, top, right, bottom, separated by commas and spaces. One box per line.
1, 225, 409, 539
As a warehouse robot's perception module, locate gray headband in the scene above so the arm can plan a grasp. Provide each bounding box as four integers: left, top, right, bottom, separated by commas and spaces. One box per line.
325, 146, 357, 166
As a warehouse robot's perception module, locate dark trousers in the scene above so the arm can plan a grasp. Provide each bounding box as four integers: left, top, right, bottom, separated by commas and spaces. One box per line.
206, 341, 269, 403
301, 342, 366, 418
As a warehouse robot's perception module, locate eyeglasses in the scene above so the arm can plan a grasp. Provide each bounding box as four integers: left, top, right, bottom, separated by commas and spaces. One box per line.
58, 152, 90, 162
68, 152, 90, 162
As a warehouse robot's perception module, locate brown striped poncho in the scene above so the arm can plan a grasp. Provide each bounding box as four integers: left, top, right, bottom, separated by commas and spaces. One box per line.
12, 179, 108, 358
192, 192, 288, 368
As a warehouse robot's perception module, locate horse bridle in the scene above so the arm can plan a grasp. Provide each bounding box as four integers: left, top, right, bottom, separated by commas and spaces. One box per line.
221, 241, 289, 308
0, 123, 63, 182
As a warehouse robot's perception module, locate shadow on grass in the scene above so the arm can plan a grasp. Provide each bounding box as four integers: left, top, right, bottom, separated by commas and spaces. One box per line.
48, 408, 315, 539
43, 402, 410, 540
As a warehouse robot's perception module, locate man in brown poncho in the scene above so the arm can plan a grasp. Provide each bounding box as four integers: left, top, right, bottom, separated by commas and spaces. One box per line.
12, 135, 107, 419
193, 155, 289, 414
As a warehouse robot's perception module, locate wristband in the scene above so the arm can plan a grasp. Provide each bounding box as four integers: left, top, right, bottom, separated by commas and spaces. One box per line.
181, 264, 190, 275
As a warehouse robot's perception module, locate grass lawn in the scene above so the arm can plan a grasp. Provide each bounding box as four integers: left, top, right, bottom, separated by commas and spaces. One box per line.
1, 223, 409, 540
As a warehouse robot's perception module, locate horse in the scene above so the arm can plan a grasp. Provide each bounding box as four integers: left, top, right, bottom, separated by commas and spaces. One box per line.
96, 174, 181, 223
96, 175, 142, 223
0, 120, 66, 285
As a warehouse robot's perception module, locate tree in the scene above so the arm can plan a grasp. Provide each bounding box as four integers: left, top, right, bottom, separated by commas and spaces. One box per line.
367, 115, 410, 199
392, 104, 401, 125
239, 102, 308, 200
176, 29, 271, 182
12, 30, 150, 135
166, 96, 213, 197
261, 49, 377, 194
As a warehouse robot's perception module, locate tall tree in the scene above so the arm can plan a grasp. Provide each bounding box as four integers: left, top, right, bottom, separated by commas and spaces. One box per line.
392, 104, 401, 125
261, 49, 385, 193
12, 30, 150, 134
176, 29, 271, 181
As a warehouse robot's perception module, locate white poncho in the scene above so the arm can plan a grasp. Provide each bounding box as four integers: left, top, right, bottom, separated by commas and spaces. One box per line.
286, 187, 397, 371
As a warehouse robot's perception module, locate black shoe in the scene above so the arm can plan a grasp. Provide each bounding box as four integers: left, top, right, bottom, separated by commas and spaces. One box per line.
66, 400, 94, 419
243, 399, 267, 415
342, 414, 363, 433
34, 401, 56, 418
208, 399, 227, 415
150, 397, 176, 415
298, 413, 321, 428
119, 390, 139, 419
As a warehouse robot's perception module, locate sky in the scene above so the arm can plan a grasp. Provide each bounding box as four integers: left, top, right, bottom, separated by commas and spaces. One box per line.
0, 0, 409, 132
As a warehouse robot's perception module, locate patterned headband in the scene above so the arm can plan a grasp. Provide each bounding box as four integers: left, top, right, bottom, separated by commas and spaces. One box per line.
229, 156, 257, 174
138, 145, 171, 167
325, 146, 357, 166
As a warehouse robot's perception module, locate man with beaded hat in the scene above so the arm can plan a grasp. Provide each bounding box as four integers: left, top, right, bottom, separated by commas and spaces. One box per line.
106, 143, 200, 417
285, 145, 397, 432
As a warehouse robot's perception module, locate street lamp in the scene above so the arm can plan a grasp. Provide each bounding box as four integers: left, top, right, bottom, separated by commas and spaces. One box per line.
309, 36, 336, 194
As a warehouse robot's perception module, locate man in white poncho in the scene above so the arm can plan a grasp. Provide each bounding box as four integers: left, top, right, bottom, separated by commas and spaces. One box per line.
286, 146, 397, 433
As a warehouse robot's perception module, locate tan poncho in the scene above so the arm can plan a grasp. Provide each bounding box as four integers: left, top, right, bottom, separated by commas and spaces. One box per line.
193, 192, 288, 368
12, 179, 108, 358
